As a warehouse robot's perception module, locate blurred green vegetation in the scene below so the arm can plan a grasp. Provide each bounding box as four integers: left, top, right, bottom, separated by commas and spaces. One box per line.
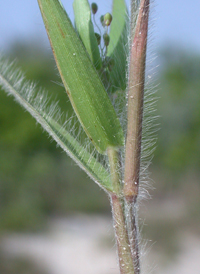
0, 250, 47, 274
0, 42, 110, 232
142, 49, 200, 259
155, 49, 200, 171
153, 49, 200, 193
0, 42, 200, 233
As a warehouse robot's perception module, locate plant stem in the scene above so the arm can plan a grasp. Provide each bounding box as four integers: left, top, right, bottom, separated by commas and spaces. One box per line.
107, 147, 121, 195
123, 0, 150, 272
125, 198, 140, 273
111, 194, 135, 274
107, 148, 135, 274
125, 0, 149, 201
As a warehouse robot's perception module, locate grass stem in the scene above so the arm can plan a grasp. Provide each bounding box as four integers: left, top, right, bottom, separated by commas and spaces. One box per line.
123, 0, 150, 272
111, 194, 135, 274
107, 147, 135, 273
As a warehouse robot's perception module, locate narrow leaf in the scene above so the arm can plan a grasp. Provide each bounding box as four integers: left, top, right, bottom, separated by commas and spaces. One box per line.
73, 0, 102, 70
0, 54, 113, 192
107, 0, 129, 92
38, 0, 124, 153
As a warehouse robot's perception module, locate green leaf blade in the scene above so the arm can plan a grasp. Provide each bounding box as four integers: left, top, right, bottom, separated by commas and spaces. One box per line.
107, 0, 129, 92
73, 0, 102, 70
38, 0, 124, 153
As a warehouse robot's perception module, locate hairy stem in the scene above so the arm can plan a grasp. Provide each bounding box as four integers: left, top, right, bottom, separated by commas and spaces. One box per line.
125, 199, 140, 273
124, 0, 150, 272
125, 0, 149, 199
111, 194, 135, 274
107, 148, 135, 274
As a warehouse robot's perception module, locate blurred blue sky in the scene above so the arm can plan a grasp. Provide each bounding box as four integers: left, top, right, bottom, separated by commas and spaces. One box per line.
0, 0, 200, 54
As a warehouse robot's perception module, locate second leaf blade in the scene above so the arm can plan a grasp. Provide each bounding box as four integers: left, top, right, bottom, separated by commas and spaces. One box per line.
73, 0, 102, 70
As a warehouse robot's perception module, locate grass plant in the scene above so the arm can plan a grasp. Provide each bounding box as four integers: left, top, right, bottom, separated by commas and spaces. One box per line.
0, 0, 154, 273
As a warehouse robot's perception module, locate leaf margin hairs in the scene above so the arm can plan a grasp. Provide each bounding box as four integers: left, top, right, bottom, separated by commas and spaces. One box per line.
0, 53, 113, 192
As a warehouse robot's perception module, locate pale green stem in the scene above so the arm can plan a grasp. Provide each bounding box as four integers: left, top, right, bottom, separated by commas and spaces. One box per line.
123, 0, 150, 273
110, 194, 135, 274
107, 147, 121, 195
107, 147, 135, 274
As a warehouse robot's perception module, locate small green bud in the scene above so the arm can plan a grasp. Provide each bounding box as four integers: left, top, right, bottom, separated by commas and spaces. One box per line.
103, 33, 110, 47
91, 3, 98, 14
95, 33, 101, 45
104, 13, 112, 26
100, 15, 105, 27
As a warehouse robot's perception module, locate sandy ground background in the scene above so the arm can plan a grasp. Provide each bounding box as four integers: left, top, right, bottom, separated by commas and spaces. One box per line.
1, 214, 200, 274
